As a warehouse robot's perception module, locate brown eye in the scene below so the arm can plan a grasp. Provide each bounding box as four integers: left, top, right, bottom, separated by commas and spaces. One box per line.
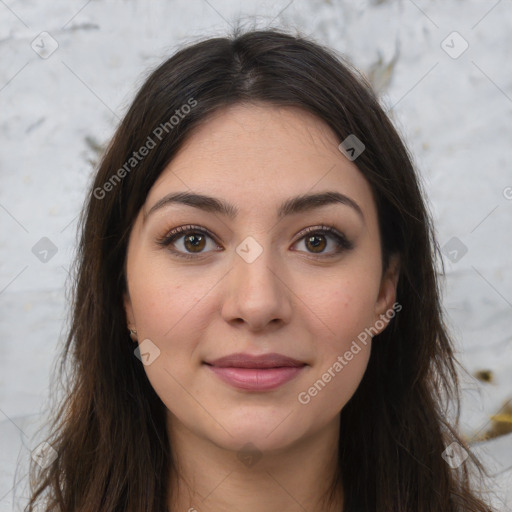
293, 226, 353, 257
183, 233, 206, 253
156, 225, 221, 259
305, 234, 327, 253
157, 224, 353, 260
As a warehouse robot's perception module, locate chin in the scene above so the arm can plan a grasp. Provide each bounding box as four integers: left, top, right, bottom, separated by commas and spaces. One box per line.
211, 415, 307, 453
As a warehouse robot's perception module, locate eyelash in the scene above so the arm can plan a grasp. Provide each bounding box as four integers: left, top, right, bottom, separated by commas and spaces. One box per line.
156, 224, 354, 260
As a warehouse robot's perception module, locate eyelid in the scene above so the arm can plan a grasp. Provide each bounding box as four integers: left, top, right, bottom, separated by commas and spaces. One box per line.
159, 224, 218, 243
291, 224, 354, 254
293, 224, 349, 244
156, 223, 353, 258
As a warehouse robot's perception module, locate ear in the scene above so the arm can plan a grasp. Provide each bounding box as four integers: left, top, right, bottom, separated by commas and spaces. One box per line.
124, 291, 135, 328
373, 253, 400, 334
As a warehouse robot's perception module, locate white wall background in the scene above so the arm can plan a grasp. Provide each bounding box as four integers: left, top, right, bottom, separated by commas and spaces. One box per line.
1, 0, 511, 509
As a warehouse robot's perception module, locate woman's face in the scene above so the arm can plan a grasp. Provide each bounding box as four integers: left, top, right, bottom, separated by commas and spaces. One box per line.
124, 103, 399, 453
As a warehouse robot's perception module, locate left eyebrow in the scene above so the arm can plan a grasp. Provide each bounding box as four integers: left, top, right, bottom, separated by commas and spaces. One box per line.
144, 190, 365, 224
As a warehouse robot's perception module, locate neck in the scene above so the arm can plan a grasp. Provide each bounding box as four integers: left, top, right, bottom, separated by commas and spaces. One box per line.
166, 414, 344, 512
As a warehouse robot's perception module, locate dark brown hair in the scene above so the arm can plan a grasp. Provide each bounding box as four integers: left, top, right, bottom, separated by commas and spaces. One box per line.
26, 27, 493, 511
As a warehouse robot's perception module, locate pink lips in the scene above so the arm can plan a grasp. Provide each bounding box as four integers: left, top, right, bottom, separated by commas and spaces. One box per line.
204, 353, 306, 391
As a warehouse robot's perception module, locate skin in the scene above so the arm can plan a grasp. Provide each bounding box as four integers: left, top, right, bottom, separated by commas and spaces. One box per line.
124, 103, 400, 512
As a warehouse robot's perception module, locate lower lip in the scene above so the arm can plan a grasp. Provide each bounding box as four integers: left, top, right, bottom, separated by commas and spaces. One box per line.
206, 365, 305, 391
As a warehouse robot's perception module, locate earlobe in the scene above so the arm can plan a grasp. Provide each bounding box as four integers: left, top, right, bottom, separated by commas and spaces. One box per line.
124, 293, 139, 342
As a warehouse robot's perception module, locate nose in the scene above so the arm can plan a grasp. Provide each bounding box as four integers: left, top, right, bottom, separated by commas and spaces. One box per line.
220, 243, 293, 332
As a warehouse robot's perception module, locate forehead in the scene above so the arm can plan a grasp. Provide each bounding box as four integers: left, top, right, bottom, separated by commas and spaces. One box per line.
145, 103, 377, 224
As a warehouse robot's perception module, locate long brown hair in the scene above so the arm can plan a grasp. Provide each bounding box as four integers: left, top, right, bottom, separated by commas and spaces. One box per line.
25, 27, 494, 511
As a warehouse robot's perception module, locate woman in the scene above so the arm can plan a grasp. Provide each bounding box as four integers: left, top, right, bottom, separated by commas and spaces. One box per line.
26, 28, 494, 511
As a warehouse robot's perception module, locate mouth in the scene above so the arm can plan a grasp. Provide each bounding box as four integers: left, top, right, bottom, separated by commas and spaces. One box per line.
204, 353, 307, 391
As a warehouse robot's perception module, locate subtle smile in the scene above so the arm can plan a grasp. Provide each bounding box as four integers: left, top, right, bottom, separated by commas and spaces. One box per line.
204, 353, 307, 391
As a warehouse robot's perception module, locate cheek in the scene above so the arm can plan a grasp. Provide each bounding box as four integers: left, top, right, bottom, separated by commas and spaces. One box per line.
296, 283, 374, 414
299, 344, 371, 416
306, 273, 380, 347
128, 256, 212, 341
294, 273, 377, 410
127, 264, 209, 419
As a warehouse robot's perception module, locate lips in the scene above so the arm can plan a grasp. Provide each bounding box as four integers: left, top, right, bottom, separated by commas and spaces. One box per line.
206, 352, 306, 368
204, 353, 307, 391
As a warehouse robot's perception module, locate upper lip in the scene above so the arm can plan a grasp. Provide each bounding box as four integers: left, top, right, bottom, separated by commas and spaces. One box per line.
205, 353, 306, 369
